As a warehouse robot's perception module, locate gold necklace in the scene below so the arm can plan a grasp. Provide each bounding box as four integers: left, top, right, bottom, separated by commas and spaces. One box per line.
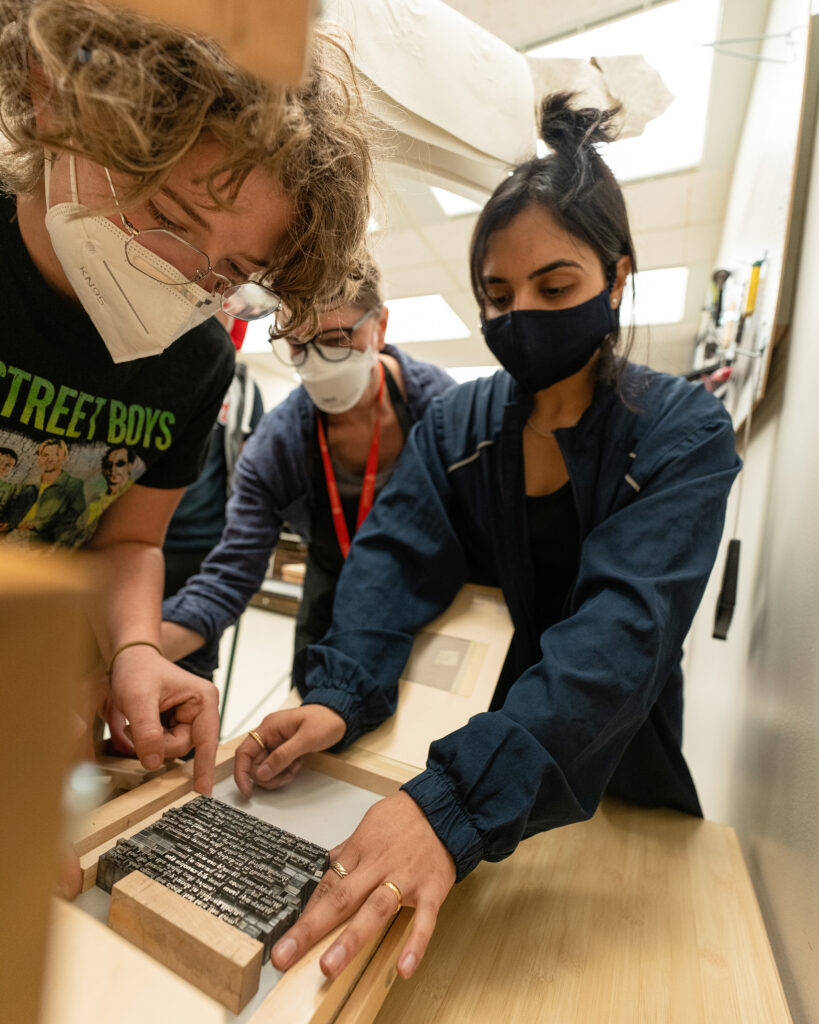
525, 418, 557, 440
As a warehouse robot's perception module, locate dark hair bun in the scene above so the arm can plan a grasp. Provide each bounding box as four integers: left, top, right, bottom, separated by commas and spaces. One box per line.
538, 92, 620, 154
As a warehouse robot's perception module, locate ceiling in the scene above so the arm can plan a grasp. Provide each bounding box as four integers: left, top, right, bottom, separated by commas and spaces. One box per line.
248, 0, 775, 384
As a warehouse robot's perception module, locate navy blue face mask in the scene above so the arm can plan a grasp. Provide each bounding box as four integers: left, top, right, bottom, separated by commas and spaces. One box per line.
481, 288, 618, 393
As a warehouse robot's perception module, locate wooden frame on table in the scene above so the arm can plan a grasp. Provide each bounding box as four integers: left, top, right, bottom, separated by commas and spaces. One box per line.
72, 737, 412, 1024
68, 584, 512, 1022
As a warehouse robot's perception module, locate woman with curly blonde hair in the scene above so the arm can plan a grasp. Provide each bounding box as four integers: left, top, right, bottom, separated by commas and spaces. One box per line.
0, 0, 375, 795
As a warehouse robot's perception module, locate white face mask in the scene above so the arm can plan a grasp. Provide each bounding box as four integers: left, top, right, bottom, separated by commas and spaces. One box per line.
297, 344, 376, 414
43, 156, 219, 363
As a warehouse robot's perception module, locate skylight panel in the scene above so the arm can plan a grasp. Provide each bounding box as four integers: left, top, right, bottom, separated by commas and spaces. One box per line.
620, 266, 689, 325
385, 295, 472, 343
430, 186, 483, 217
528, 0, 720, 181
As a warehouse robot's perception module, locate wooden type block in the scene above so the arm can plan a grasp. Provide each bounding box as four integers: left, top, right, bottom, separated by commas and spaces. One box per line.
109, 870, 264, 1014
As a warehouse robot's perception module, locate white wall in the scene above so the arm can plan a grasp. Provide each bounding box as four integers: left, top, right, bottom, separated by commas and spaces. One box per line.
238, 352, 298, 413
682, 91, 819, 1024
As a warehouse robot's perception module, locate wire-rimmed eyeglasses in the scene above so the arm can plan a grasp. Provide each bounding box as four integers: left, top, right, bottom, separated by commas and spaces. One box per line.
103, 168, 282, 323
269, 309, 378, 367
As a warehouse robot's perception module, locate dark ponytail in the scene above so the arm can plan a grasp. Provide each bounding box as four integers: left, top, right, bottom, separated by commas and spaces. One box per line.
470, 92, 638, 395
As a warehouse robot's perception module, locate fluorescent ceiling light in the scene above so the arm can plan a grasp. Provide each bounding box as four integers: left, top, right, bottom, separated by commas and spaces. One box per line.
385, 294, 471, 343
430, 186, 482, 217
528, 0, 719, 180
620, 266, 689, 325
446, 365, 499, 384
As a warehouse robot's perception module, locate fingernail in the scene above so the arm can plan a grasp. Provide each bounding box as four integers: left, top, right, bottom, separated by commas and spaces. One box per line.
399, 952, 417, 977
256, 764, 273, 782
322, 944, 345, 975
143, 755, 161, 770
273, 937, 296, 968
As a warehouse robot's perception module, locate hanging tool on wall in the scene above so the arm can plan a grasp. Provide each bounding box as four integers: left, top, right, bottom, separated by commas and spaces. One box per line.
732, 259, 762, 351
713, 260, 763, 640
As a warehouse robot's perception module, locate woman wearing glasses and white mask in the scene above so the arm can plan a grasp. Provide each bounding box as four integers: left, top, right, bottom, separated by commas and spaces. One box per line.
0, 0, 374, 796
161, 265, 454, 701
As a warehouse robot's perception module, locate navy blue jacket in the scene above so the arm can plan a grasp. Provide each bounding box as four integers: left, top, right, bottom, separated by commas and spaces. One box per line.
162, 346, 454, 672
294, 365, 741, 881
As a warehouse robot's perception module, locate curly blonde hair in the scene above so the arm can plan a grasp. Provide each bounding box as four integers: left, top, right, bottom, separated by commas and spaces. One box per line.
0, 0, 377, 331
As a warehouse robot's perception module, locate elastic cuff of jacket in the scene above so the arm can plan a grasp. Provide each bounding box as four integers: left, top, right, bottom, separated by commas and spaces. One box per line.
299, 689, 364, 750
402, 768, 484, 882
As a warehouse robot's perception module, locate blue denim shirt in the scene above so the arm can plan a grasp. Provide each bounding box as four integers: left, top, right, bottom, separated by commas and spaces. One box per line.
162, 346, 454, 671
294, 364, 741, 880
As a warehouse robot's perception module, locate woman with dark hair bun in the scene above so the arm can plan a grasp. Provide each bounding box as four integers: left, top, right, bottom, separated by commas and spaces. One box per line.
237, 94, 741, 983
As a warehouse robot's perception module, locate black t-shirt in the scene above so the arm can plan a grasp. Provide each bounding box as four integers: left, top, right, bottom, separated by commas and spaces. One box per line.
491, 480, 580, 710
526, 481, 581, 632
0, 195, 234, 548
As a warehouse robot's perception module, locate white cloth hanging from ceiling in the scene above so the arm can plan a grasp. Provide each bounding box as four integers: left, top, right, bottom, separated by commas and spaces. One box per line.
323, 0, 674, 197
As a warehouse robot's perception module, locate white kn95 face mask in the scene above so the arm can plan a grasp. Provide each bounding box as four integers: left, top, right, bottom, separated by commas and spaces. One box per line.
296, 344, 376, 414
43, 155, 218, 363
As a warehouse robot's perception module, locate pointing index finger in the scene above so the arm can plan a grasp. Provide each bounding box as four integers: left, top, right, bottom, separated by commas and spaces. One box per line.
190, 694, 219, 795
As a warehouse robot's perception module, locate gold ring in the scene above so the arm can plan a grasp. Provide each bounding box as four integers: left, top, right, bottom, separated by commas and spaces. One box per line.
380, 880, 402, 912
329, 861, 349, 879
248, 729, 266, 751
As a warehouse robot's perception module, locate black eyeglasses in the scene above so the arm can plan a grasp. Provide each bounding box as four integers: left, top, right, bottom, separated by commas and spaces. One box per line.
269, 309, 377, 367
105, 458, 130, 469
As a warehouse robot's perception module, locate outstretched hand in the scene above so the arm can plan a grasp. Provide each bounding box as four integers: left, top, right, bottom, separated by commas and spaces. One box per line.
272, 791, 456, 980
233, 704, 347, 798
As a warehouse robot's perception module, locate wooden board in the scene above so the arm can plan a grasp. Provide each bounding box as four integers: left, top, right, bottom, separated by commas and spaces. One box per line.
102, 0, 316, 87
71, 767, 409, 1023
0, 550, 95, 1024
334, 909, 414, 1024
281, 585, 513, 785
39, 899, 225, 1024
248, 914, 405, 1024
109, 871, 263, 1014
94, 754, 172, 790
300, 749, 412, 797
373, 799, 793, 1024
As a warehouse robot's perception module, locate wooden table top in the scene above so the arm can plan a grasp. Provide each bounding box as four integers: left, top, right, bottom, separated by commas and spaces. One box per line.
374, 799, 791, 1024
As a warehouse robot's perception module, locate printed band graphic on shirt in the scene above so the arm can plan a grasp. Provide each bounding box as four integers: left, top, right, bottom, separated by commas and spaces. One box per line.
0, 361, 176, 449
0, 430, 146, 549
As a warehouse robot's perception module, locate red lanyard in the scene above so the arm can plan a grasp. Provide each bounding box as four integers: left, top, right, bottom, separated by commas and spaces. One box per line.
316, 361, 385, 558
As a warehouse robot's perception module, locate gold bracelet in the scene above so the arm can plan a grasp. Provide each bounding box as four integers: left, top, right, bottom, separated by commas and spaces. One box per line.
107, 640, 163, 679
